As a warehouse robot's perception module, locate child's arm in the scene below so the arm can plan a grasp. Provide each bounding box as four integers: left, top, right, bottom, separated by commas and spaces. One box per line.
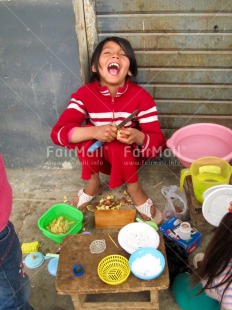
69, 124, 117, 144
136, 89, 166, 157
51, 107, 117, 148
117, 88, 166, 158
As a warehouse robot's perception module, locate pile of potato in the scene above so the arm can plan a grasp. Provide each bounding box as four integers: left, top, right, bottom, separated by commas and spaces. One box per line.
46, 216, 73, 234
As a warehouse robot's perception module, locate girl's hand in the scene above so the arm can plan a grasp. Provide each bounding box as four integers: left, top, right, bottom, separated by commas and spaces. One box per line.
117, 128, 145, 146
94, 124, 117, 142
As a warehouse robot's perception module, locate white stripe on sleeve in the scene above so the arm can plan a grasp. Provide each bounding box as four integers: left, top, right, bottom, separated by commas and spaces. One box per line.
139, 115, 158, 123
70, 98, 84, 105
138, 106, 157, 117
58, 127, 65, 145
140, 134, 150, 153
67, 103, 86, 115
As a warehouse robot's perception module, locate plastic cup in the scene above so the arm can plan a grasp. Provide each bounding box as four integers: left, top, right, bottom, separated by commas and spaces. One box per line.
178, 222, 191, 240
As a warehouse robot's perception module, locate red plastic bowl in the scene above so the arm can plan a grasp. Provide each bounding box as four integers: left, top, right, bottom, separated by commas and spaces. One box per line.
166, 123, 232, 167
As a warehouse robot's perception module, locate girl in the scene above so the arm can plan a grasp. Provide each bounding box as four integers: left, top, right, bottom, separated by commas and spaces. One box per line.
51, 36, 166, 224
172, 210, 232, 309
0, 154, 34, 310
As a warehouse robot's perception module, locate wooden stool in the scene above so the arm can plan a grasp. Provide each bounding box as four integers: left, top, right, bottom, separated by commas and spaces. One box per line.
56, 232, 169, 310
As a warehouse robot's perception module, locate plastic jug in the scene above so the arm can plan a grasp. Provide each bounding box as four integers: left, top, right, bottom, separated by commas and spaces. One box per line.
180, 157, 232, 203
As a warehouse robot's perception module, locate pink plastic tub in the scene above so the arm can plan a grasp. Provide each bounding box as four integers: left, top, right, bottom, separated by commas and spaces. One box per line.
166, 123, 232, 167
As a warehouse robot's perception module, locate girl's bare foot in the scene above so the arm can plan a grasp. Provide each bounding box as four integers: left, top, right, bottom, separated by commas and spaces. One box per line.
72, 173, 100, 212
127, 181, 163, 225
135, 198, 163, 225
72, 189, 96, 212
139, 204, 156, 221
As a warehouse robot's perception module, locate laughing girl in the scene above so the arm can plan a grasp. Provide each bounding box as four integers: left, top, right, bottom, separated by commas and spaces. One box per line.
51, 36, 166, 224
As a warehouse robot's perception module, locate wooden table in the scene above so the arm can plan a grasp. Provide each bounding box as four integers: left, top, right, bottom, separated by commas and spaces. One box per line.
56, 232, 169, 310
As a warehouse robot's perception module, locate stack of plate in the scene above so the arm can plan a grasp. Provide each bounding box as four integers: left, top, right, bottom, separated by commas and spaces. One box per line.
202, 185, 232, 226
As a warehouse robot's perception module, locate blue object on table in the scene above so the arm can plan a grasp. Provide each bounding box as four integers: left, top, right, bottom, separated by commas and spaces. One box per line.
129, 247, 165, 280
72, 264, 85, 277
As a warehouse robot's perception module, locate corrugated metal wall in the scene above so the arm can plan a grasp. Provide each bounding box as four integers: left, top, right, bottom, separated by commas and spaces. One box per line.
74, 0, 232, 138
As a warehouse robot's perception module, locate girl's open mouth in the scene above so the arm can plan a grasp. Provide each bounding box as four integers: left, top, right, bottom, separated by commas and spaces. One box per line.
108, 62, 120, 75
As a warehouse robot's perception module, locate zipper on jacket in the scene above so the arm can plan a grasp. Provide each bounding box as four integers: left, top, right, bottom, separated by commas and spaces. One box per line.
111, 96, 115, 123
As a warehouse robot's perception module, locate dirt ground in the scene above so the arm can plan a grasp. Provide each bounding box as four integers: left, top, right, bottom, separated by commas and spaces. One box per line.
7, 162, 214, 310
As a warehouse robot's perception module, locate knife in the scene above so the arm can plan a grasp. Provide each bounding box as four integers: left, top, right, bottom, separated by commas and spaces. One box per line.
88, 109, 138, 153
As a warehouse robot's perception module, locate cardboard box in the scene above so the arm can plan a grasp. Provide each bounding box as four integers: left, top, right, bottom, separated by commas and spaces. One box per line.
94, 209, 136, 229
159, 217, 201, 255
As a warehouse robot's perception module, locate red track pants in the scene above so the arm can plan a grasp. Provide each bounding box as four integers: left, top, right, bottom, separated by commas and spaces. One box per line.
76, 140, 145, 188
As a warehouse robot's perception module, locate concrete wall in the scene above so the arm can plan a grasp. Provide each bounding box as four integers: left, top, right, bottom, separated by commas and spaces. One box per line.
80, 0, 232, 138
0, 0, 81, 168
2, 0, 231, 168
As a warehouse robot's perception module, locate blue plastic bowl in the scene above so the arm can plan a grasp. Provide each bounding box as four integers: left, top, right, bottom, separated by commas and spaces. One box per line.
48, 257, 59, 276
129, 247, 165, 280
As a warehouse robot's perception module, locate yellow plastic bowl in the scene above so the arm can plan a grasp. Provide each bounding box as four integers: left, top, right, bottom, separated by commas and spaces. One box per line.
97, 255, 130, 285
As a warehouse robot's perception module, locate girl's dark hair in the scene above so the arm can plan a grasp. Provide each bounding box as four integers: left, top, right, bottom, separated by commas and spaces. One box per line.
191, 212, 232, 303
89, 36, 137, 83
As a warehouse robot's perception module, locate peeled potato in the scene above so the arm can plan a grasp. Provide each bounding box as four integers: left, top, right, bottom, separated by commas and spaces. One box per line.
117, 129, 129, 139
46, 216, 72, 234
117, 129, 122, 138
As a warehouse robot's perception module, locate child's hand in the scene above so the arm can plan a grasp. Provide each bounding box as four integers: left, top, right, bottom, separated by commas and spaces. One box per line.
117, 128, 145, 146
94, 124, 117, 142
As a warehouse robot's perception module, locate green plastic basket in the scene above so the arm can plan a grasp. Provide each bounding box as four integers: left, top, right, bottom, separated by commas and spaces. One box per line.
38, 203, 83, 243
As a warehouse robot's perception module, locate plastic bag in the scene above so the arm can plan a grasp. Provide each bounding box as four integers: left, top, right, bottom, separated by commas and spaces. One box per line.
161, 185, 190, 221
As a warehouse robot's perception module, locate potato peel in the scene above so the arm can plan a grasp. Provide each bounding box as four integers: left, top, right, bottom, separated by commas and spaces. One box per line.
86, 192, 133, 212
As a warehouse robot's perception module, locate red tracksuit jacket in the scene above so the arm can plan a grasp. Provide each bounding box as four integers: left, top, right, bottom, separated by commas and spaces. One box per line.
51, 80, 166, 188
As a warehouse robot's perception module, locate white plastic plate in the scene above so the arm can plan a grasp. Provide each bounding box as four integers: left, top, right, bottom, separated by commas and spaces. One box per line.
203, 185, 232, 201
202, 187, 232, 226
118, 222, 160, 254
